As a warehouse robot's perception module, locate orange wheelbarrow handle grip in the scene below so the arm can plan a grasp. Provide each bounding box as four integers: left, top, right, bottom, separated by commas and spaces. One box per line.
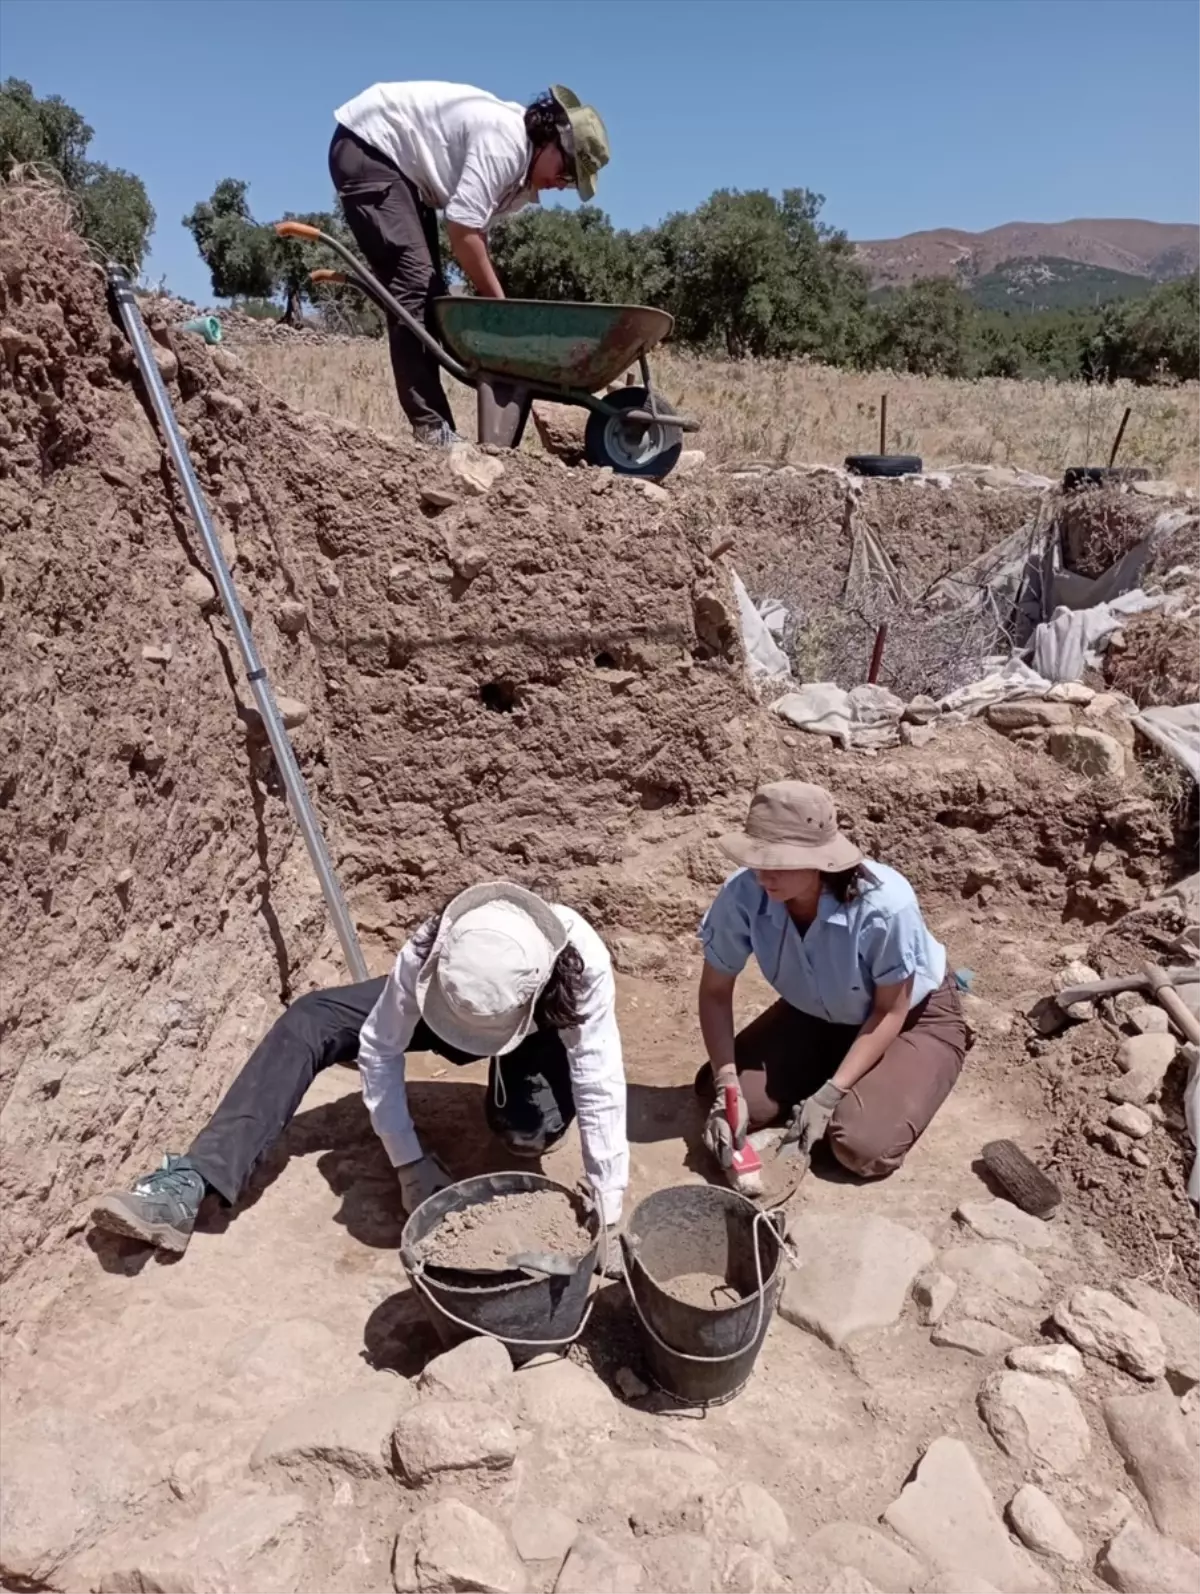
274, 221, 322, 241
309, 269, 348, 284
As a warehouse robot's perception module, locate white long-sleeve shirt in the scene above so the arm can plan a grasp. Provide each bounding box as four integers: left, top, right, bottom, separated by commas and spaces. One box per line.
334, 81, 537, 231
357, 906, 629, 1224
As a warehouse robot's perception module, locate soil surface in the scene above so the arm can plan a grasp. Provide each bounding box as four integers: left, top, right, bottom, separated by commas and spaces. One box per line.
416, 1189, 592, 1272
662, 1270, 748, 1309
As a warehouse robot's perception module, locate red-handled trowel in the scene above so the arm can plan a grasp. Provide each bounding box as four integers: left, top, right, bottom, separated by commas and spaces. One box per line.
725, 1084, 763, 1196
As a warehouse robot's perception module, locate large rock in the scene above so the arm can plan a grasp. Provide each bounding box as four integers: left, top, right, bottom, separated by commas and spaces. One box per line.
1005, 1343, 1085, 1382
987, 702, 1073, 732
511, 1508, 578, 1570
722, 1549, 778, 1592
1108, 1033, 1178, 1106
392, 1400, 517, 1486
590, 1445, 722, 1533
516, 1357, 617, 1439
0, 1410, 152, 1585
1053, 1287, 1166, 1381
882, 1436, 1049, 1594
251, 1377, 416, 1480
1098, 1518, 1200, 1594
912, 1269, 957, 1325
1113, 1280, 1200, 1392
1047, 725, 1125, 779
554, 1532, 644, 1594
954, 1198, 1054, 1252
1007, 1484, 1084, 1562
418, 1337, 514, 1403
637, 1534, 713, 1594
1103, 1389, 1199, 1551
393, 1498, 527, 1594
712, 1483, 790, 1554
931, 1319, 1019, 1357
779, 1215, 934, 1348
87, 1488, 305, 1594
977, 1369, 1091, 1475
1108, 1103, 1153, 1139
448, 446, 505, 497
938, 1243, 1046, 1307
805, 1522, 927, 1593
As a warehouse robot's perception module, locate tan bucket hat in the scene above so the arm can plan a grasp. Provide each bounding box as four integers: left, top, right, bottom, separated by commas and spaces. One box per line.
550, 84, 610, 201
719, 782, 863, 873
416, 882, 568, 1057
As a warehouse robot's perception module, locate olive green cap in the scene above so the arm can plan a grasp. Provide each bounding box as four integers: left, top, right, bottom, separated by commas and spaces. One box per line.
550, 84, 610, 202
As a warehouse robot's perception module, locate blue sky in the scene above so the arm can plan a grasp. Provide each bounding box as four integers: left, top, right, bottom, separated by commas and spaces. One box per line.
4, 0, 1197, 302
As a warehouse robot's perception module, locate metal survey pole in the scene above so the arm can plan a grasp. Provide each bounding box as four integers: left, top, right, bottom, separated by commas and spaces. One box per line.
107, 266, 368, 983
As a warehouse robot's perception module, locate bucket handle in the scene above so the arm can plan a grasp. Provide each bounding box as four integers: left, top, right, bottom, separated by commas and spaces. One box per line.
407, 1266, 595, 1353
620, 1206, 788, 1377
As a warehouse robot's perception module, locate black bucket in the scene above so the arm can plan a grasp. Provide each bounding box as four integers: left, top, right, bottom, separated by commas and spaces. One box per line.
399, 1171, 599, 1366
621, 1184, 785, 1405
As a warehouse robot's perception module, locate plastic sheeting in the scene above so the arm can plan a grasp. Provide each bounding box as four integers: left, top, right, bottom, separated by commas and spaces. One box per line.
1133, 703, 1200, 783
731, 569, 791, 683
770, 682, 905, 750
1031, 589, 1164, 683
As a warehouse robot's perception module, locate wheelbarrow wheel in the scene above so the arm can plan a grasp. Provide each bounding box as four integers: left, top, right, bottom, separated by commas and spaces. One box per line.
585, 387, 683, 479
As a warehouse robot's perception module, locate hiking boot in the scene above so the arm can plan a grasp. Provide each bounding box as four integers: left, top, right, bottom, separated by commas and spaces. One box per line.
412, 420, 465, 450
90, 1155, 206, 1253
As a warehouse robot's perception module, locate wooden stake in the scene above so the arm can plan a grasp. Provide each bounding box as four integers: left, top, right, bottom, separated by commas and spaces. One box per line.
1108, 406, 1132, 469
879, 393, 888, 457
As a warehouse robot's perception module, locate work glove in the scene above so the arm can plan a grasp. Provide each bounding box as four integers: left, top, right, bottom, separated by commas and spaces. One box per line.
785, 1081, 846, 1157
702, 1075, 749, 1171
396, 1153, 452, 1214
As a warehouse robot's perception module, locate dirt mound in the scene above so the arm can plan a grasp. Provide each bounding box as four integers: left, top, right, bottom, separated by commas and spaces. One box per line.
0, 179, 767, 1317
1106, 612, 1200, 707
416, 1189, 591, 1271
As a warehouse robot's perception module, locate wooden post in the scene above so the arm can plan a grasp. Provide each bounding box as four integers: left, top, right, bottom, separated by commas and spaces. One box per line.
879, 393, 888, 458
868, 623, 888, 684
1108, 406, 1132, 468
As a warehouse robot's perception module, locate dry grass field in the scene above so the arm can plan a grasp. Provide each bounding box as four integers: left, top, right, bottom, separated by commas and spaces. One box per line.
240, 336, 1200, 488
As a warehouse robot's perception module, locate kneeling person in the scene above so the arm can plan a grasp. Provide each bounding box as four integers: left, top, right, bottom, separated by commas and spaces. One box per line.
91, 882, 628, 1252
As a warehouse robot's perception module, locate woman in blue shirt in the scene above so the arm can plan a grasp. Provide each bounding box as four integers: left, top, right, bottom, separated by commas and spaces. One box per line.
697, 780, 967, 1195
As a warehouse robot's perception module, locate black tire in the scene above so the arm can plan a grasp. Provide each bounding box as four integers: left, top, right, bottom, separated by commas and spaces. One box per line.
1062, 466, 1151, 492
845, 454, 923, 478
585, 387, 683, 478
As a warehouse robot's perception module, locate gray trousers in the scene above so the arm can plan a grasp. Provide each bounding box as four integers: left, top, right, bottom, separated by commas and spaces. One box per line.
328, 125, 456, 433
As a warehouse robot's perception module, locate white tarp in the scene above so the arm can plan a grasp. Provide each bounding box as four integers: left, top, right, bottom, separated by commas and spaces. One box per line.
936, 658, 1054, 717
731, 569, 792, 683
1031, 589, 1165, 683
1133, 703, 1200, 783
770, 682, 905, 750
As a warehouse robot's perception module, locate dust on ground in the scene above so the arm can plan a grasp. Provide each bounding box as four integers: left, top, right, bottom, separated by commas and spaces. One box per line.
416, 1188, 591, 1272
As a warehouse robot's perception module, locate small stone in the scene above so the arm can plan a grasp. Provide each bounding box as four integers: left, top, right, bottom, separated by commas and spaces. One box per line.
806, 1522, 926, 1593
1098, 1518, 1200, 1594
151, 341, 179, 382
1113, 1281, 1200, 1392
931, 1319, 1019, 1356
554, 1532, 644, 1594
1180, 1385, 1199, 1449
393, 1498, 527, 1594
1048, 726, 1125, 780
883, 1436, 1048, 1593
207, 389, 245, 420
1053, 1287, 1166, 1381
938, 1243, 1046, 1307
1128, 1147, 1150, 1167
420, 486, 458, 510
900, 722, 937, 748
1117, 1032, 1178, 1075
986, 702, 1073, 731
141, 643, 173, 664
779, 1214, 934, 1348
912, 1269, 957, 1325
674, 449, 706, 474
1104, 1388, 1199, 1551
959, 994, 1014, 1039
448, 446, 505, 496
639, 481, 670, 505
977, 1369, 1091, 1476
1007, 1484, 1084, 1562
276, 600, 308, 634
316, 565, 341, 596
1126, 1003, 1169, 1035
449, 543, 490, 580
1005, 1343, 1085, 1382
615, 1367, 649, 1400
511, 1507, 577, 1569
418, 1337, 513, 1403
181, 570, 216, 608
251, 1378, 415, 1480
903, 695, 939, 725
516, 1359, 617, 1439
722, 1550, 778, 1593
1107, 1104, 1153, 1139
955, 1198, 1053, 1252
392, 1400, 516, 1485
714, 1483, 789, 1553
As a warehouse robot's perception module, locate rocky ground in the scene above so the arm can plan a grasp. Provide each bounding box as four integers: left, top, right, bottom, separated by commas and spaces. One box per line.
2, 178, 1198, 1594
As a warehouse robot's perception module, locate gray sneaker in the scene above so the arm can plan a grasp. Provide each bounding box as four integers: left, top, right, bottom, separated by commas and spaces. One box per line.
413, 420, 466, 449
90, 1155, 206, 1253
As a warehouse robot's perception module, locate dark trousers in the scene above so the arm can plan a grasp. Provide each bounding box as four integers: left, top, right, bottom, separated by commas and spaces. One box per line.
327, 125, 455, 434
186, 980, 575, 1205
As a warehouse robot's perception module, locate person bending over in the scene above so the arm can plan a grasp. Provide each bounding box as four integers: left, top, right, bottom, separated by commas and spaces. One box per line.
329, 81, 609, 445
91, 882, 628, 1254
696, 781, 967, 1195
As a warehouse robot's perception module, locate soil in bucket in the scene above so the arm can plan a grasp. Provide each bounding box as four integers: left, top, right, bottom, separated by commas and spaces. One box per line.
664, 1271, 749, 1309
415, 1188, 591, 1272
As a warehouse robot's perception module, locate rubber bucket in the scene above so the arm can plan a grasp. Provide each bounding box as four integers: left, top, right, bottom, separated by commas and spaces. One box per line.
620, 1184, 785, 1405
399, 1171, 599, 1366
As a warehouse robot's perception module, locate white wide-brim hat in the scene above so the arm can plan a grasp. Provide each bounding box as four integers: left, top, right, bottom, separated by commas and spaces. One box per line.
416, 882, 568, 1058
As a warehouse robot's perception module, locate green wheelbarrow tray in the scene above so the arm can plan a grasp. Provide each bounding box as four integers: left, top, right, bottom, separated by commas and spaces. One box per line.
280, 220, 696, 477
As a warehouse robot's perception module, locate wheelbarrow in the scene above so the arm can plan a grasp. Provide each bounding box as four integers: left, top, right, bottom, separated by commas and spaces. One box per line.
275, 221, 697, 478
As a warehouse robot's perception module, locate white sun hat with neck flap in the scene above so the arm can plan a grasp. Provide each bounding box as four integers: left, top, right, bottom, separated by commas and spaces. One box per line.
416, 882, 568, 1057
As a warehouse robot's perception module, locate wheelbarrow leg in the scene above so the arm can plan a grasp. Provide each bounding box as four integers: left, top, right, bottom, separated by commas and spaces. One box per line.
476, 377, 532, 450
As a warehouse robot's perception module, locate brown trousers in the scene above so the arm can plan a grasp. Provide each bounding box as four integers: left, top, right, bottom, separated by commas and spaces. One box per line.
732, 978, 967, 1177
327, 125, 456, 433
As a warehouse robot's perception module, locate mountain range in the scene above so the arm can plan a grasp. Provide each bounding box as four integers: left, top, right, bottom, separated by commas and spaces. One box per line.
856, 219, 1199, 290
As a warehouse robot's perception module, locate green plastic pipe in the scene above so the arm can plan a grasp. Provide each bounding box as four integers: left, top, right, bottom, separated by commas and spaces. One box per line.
182, 315, 222, 345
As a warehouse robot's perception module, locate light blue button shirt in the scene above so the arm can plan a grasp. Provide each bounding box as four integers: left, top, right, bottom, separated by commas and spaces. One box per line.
699, 862, 946, 1027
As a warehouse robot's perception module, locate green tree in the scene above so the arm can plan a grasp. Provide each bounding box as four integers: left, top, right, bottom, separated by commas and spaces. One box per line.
1098, 274, 1199, 382
487, 205, 644, 302
866, 279, 973, 376
183, 179, 349, 325
0, 77, 155, 270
